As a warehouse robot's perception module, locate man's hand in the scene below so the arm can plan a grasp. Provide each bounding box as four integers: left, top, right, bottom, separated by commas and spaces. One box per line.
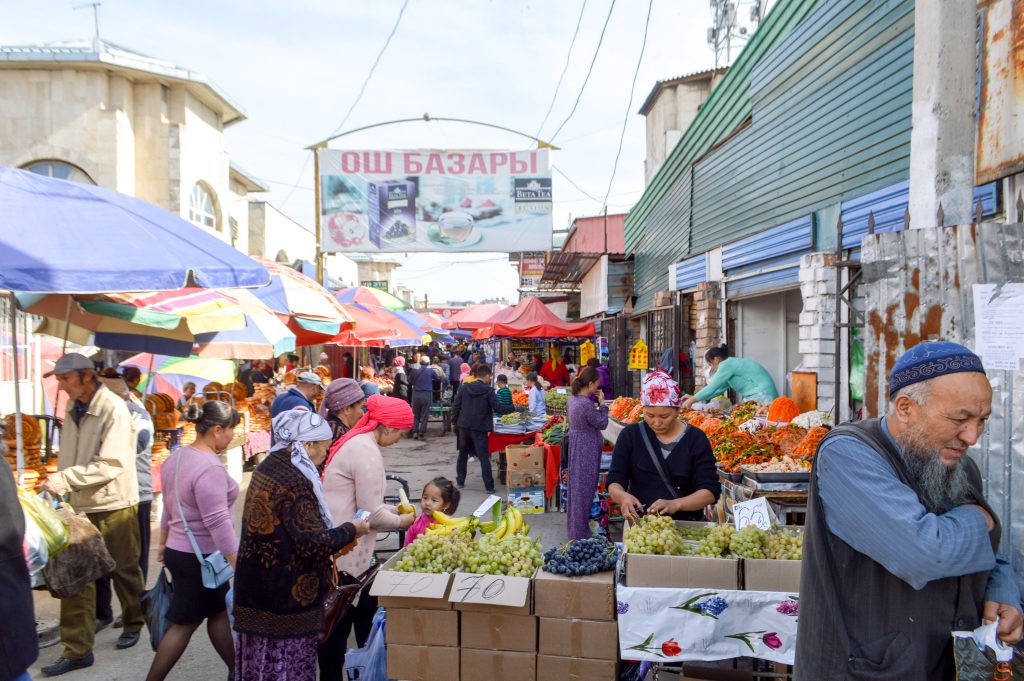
647, 498, 680, 516
38, 476, 59, 496
983, 600, 1024, 645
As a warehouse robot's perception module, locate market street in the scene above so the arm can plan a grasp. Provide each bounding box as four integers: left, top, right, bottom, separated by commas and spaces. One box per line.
27, 431, 570, 681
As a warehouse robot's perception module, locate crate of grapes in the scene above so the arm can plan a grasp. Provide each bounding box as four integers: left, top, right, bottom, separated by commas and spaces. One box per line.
622, 518, 741, 589
370, 546, 456, 610
738, 525, 803, 592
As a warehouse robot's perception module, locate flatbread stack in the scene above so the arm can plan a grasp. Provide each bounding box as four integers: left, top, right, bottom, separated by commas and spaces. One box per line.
3, 413, 45, 489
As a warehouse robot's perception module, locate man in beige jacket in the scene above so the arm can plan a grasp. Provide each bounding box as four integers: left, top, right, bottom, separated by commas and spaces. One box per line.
39, 353, 145, 676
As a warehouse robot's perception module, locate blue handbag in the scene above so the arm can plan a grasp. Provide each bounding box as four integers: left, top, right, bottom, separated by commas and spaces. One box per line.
173, 451, 233, 589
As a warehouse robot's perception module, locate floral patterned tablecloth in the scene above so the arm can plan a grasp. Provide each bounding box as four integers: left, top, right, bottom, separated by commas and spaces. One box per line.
616, 585, 799, 665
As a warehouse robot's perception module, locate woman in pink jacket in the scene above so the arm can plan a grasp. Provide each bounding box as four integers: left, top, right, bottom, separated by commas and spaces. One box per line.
318, 395, 415, 681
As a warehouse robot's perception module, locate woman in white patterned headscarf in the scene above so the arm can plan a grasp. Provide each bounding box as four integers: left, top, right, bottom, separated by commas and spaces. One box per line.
268, 409, 335, 522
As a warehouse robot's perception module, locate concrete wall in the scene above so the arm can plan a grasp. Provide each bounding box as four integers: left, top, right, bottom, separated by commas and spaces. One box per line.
644, 79, 715, 184
174, 90, 230, 242
227, 176, 250, 253
248, 201, 315, 264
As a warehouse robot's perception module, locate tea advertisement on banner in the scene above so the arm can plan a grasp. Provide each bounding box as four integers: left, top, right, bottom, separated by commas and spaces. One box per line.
318, 149, 553, 253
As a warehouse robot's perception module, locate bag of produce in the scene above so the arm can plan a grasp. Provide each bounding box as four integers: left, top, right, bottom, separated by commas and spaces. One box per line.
345, 607, 388, 681
142, 568, 174, 651
22, 507, 49, 587
42, 503, 116, 598
18, 488, 69, 555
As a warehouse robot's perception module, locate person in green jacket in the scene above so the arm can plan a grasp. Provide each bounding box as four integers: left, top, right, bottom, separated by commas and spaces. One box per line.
680, 344, 778, 408
495, 374, 513, 408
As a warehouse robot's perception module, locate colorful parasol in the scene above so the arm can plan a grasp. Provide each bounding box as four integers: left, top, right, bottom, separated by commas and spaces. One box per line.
335, 286, 408, 310
247, 258, 354, 345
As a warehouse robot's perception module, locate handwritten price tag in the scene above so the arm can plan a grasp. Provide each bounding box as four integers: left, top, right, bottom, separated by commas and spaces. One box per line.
448, 572, 530, 607
733, 497, 773, 531
472, 494, 501, 518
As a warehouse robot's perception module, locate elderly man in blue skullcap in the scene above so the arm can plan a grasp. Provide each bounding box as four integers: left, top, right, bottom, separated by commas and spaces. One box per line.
795, 341, 1022, 681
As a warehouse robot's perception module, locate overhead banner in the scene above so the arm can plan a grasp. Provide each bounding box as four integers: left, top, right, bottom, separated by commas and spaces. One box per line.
519, 252, 547, 289
319, 149, 553, 253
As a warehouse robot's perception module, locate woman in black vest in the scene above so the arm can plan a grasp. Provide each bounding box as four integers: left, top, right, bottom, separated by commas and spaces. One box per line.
607, 370, 720, 520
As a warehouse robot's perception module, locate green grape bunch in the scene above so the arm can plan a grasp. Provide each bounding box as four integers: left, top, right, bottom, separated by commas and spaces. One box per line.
729, 525, 769, 559
624, 515, 689, 555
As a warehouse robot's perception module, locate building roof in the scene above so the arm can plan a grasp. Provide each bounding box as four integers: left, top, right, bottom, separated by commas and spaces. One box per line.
0, 39, 246, 126
638, 67, 729, 116
564, 213, 627, 255
229, 162, 269, 193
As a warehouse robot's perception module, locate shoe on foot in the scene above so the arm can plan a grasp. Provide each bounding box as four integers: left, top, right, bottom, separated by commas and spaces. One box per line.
95, 616, 113, 632
115, 631, 140, 649
42, 654, 95, 676
485, 489, 496, 495
113, 615, 123, 628
456, 480, 465, 488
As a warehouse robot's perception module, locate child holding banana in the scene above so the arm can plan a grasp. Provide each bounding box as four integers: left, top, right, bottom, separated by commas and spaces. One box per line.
402, 477, 461, 546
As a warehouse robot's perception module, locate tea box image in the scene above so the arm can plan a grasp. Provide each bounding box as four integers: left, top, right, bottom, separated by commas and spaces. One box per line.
368, 180, 417, 248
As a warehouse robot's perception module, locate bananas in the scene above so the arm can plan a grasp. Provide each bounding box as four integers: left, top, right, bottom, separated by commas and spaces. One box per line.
397, 487, 416, 516
419, 505, 529, 539
425, 512, 477, 536
480, 505, 526, 539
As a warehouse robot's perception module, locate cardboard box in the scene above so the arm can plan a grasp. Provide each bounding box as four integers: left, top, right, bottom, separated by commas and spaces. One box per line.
680, 663, 755, 680
533, 569, 616, 621
506, 444, 544, 471
460, 611, 537, 652
448, 568, 535, 613
624, 519, 741, 589
743, 558, 802, 593
387, 643, 459, 681
507, 469, 545, 489
370, 548, 454, 610
386, 608, 459, 647
460, 649, 536, 681
538, 618, 617, 660
536, 655, 618, 681
507, 486, 545, 514
624, 552, 741, 589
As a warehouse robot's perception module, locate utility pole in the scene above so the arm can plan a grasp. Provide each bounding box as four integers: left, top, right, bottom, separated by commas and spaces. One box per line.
908, 0, 977, 228
73, 3, 102, 42
313, 143, 326, 285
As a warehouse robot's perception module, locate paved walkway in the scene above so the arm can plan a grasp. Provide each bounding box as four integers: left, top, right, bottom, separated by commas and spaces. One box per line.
28, 429, 569, 679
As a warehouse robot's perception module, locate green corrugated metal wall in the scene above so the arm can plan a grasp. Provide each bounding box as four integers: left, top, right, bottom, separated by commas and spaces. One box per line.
627, 0, 916, 312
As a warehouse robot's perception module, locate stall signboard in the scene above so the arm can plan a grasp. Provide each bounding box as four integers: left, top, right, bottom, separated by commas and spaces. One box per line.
318, 149, 553, 253
519, 252, 547, 289
579, 339, 595, 366
361, 280, 389, 290
628, 339, 648, 370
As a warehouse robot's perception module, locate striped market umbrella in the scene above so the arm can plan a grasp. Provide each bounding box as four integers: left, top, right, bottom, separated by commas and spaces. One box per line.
120, 353, 237, 399
248, 258, 354, 345
335, 286, 408, 311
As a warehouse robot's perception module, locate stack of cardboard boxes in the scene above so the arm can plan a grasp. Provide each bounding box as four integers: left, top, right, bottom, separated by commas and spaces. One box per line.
533, 570, 618, 681
505, 443, 545, 515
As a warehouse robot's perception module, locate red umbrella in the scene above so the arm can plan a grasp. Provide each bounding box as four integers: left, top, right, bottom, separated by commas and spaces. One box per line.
442, 303, 509, 330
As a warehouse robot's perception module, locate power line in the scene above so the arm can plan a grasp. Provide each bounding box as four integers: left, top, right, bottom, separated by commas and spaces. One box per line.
553, 165, 602, 203
534, 0, 589, 141
603, 0, 653, 206
280, 0, 411, 210
548, 0, 617, 143
326, 0, 411, 139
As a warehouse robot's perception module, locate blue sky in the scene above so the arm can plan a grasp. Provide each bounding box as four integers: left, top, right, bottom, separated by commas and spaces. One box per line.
3, 0, 718, 303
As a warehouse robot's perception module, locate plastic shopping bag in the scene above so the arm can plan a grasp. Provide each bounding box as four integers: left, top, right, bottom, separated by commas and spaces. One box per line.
21, 507, 49, 587
18, 488, 69, 554
141, 568, 174, 652
41, 503, 116, 598
952, 619, 1024, 679
344, 607, 390, 681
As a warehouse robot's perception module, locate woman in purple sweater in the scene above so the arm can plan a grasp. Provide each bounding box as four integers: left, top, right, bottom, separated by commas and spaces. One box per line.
566, 367, 610, 539
147, 401, 240, 681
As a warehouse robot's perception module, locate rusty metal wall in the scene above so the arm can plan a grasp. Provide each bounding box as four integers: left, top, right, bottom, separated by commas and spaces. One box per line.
977, 0, 1024, 184
860, 222, 1024, 589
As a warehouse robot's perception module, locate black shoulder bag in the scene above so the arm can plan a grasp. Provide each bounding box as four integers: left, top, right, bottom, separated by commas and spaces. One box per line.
638, 422, 687, 499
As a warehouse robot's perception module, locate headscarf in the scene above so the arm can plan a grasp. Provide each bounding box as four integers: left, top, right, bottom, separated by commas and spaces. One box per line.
460, 362, 470, 375
548, 347, 563, 369
393, 356, 406, 367
641, 370, 682, 407
323, 395, 414, 473
270, 409, 335, 523
318, 377, 365, 419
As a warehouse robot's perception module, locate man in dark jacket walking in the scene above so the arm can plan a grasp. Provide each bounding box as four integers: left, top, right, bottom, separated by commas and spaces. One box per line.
447, 353, 463, 397
451, 364, 517, 493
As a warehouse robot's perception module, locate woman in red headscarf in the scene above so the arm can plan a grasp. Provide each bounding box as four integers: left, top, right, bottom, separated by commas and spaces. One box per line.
319, 395, 415, 680
539, 347, 571, 387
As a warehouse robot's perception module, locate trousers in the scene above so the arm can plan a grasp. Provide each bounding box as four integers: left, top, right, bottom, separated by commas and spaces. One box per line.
61, 505, 145, 659
456, 428, 495, 492
97, 499, 151, 619
411, 391, 431, 434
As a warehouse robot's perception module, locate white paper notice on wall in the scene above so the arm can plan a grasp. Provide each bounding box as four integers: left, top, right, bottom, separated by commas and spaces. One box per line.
733, 497, 774, 531
972, 283, 1024, 371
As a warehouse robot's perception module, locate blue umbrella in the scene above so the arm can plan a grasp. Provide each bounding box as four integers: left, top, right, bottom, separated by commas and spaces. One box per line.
0, 167, 269, 293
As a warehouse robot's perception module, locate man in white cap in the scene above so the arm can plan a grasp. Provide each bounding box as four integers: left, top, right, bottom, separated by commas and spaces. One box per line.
38, 353, 145, 675
269, 370, 324, 417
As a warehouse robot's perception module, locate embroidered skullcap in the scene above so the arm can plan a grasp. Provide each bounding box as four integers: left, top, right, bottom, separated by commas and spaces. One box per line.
889, 341, 985, 396
641, 369, 682, 407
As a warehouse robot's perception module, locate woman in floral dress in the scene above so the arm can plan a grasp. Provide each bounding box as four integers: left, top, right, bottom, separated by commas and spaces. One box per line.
232, 410, 369, 681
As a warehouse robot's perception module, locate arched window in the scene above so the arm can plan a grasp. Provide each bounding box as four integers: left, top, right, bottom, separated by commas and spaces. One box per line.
22, 160, 95, 185
188, 182, 220, 230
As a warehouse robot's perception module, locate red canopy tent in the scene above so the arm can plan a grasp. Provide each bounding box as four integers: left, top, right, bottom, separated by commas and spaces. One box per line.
473, 296, 595, 339
443, 303, 508, 331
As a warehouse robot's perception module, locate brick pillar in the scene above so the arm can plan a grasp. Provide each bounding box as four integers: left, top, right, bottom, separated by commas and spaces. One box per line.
798, 253, 838, 412
693, 281, 722, 392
